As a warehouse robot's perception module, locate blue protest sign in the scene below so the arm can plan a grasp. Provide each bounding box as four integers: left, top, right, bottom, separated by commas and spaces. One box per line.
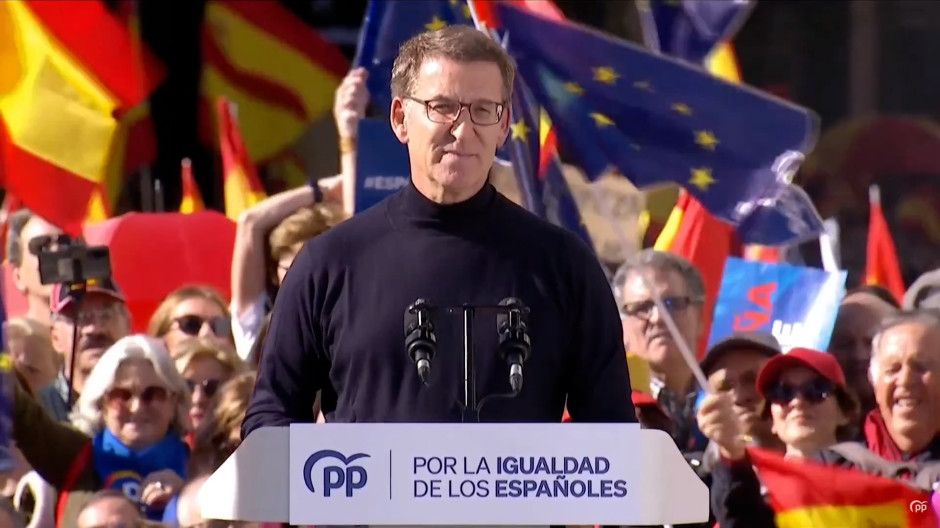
708, 257, 847, 352
355, 119, 410, 214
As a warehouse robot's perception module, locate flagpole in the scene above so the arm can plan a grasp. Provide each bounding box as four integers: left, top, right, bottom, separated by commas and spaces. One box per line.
154, 178, 165, 213
140, 166, 153, 212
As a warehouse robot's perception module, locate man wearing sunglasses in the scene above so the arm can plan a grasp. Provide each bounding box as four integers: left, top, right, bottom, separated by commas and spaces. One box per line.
39, 278, 131, 421
244, 26, 635, 434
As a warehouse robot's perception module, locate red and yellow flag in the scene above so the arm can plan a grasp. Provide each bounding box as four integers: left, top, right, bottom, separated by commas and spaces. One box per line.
0, 0, 159, 234
179, 158, 205, 214
217, 97, 266, 220
865, 185, 905, 304
654, 190, 739, 359
200, 0, 348, 163
749, 447, 936, 527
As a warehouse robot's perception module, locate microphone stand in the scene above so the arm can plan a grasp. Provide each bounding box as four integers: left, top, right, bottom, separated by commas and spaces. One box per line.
461, 305, 479, 423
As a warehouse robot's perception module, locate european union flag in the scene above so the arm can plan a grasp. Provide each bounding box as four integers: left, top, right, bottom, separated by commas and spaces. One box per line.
494, 3, 823, 245
355, 0, 474, 113
639, 0, 754, 63
508, 75, 593, 248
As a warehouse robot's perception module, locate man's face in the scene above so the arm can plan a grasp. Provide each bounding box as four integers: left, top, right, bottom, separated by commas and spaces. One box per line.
706, 349, 773, 438
51, 294, 130, 393
620, 267, 703, 373
829, 293, 896, 412
391, 56, 510, 201
12, 216, 62, 299
76, 496, 140, 528
871, 322, 940, 454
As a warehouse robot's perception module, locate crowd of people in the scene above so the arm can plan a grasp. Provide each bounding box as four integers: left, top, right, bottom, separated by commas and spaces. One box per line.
1, 26, 939, 528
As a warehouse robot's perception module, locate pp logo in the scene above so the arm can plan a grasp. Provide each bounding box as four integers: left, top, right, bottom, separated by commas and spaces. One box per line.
910, 500, 929, 513
303, 450, 370, 497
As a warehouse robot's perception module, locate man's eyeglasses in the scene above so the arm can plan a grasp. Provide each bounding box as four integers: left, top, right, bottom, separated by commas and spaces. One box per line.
56, 305, 122, 326
766, 378, 834, 406
621, 296, 698, 319
404, 96, 505, 126
186, 378, 222, 398
174, 315, 230, 337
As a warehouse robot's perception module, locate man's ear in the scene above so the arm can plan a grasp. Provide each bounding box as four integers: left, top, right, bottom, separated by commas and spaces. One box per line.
497, 108, 511, 148
11, 266, 26, 294
390, 98, 408, 144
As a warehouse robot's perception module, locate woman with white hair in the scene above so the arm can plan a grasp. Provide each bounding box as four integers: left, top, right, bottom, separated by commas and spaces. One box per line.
11, 334, 190, 528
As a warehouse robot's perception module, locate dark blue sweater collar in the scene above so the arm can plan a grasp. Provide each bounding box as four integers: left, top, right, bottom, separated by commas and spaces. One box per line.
391, 179, 497, 228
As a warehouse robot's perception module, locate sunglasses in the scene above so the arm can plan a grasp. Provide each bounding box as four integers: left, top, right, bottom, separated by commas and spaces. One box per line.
766, 379, 834, 406
186, 378, 222, 398
105, 385, 169, 408
174, 314, 230, 337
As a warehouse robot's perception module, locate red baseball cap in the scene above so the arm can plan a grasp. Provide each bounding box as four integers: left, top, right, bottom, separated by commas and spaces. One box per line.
50, 278, 125, 314
755, 347, 847, 397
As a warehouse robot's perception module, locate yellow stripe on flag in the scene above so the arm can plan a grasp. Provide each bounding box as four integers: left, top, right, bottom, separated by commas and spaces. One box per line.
705, 41, 741, 83
0, 1, 119, 184
653, 201, 685, 251
224, 167, 266, 219
775, 502, 909, 528
84, 186, 109, 224
202, 67, 308, 162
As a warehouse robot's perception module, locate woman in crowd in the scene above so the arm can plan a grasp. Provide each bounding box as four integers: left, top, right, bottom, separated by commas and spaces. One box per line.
173, 339, 245, 438
148, 285, 233, 358
189, 371, 257, 477
12, 335, 190, 526
698, 347, 859, 527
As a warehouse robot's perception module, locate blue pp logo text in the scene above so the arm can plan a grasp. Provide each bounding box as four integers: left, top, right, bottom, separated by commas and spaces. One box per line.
303, 450, 370, 497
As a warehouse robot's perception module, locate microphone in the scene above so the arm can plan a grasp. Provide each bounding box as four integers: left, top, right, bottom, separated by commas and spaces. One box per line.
496, 298, 531, 394
405, 299, 437, 384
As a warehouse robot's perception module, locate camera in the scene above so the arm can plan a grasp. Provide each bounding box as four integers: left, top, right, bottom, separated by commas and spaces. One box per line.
29, 234, 112, 286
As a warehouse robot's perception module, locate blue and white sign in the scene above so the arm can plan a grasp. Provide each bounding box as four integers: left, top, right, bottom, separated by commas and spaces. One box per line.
708, 257, 847, 352
355, 118, 410, 213
283, 424, 708, 526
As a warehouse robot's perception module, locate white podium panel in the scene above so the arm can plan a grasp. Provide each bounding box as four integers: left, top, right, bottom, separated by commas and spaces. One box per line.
201, 424, 709, 526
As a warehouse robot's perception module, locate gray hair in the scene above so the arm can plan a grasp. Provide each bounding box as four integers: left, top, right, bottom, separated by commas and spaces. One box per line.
71, 334, 191, 436
5, 209, 33, 267
612, 249, 706, 306
869, 309, 940, 381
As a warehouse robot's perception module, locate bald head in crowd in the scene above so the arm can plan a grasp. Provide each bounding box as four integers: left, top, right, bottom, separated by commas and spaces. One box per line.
76, 490, 140, 528
828, 286, 899, 418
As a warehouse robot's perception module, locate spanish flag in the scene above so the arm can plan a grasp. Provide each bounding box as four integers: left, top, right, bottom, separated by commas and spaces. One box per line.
0, 0, 158, 235
218, 97, 266, 220
748, 447, 936, 527
200, 0, 348, 163
865, 185, 905, 304
179, 158, 205, 214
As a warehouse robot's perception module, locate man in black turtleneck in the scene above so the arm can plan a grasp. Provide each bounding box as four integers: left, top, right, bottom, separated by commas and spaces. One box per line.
242, 25, 636, 435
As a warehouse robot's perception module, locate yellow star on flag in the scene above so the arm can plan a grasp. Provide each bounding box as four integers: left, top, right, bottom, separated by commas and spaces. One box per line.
694, 130, 720, 151
510, 120, 531, 141
591, 113, 615, 127
564, 82, 584, 95
689, 167, 716, 191
633, 80, 653, 92
426, 16, 447, 31
463, 4, 472, 18
672, 103, 693, 116
592, 66, 620, 85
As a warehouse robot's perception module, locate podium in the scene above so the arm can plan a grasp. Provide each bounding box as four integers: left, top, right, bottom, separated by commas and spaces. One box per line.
200, 424, 709, 526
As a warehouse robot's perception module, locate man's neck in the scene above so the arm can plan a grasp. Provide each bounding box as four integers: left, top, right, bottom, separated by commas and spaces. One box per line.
412, 173, 485, 205
26, 296, 51, 326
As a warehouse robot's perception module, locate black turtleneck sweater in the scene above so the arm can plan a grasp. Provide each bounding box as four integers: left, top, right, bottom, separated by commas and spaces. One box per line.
242, 182, 636, 435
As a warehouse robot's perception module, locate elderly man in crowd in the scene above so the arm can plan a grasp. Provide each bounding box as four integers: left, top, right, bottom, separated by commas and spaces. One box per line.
828, 285, 899, 422
614, 249, 707, 452
38, 279, 132, 421
75, 490, 142, 528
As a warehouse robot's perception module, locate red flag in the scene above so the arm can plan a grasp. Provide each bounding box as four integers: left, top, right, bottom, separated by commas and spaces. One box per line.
748, 447, 936, 527
179, 158, 205, 214
654, 191, 740, 359
865, 185, 905, 304
217, 97, 267, 220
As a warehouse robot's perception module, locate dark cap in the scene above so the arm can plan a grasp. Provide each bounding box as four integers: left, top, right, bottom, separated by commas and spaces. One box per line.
700, 332, 782, 376
904, 269, 940, 310
50, 278, 125, 313
755, 347, 847, 397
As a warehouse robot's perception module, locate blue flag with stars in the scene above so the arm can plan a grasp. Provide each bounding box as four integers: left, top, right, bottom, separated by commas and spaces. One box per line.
508, 75, 594, 249
638, 0, 754, 63
493, 3, 823, 246
354, 0, 474, 113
